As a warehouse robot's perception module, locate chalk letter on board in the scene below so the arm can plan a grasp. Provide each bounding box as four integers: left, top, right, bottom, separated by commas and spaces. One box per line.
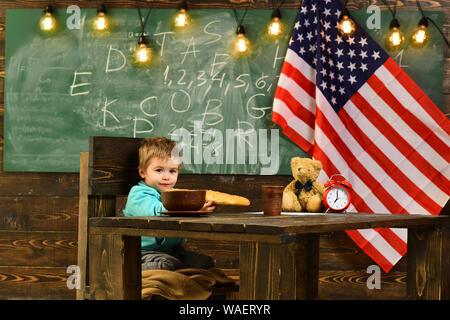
140, 96, 158, 117
273, 45, 285, 69
106, 45, 126, 73
203, 128, 223, 165
102, 97, 119, 126
133, 118, 154, 137
170, 127, 192, 165
203, 20, 222, 46
154, 32, 174, 57
202, 99, 224, 127
259, 129, 280, 175
66, 5, 81, 30
181, 37, 199, 64
70, 71, 92, 96
246, 93, 272, 119
210, 53, 229, 77
170, 90, 191, 113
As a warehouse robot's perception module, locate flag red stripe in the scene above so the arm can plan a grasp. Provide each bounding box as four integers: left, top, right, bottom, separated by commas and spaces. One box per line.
383, 58, 450, 135
280, 61, 316, 98
274, 86, 315, 128
350, 91, 450, 197
374, 227, 407, 256
316, 107, 406, 213
272, 111, 314, 156
339, 108, 441, 214
316, 143, 407, 262
313, 144, 374, 213
368, 75, 450, 163
345, 229, 395, 273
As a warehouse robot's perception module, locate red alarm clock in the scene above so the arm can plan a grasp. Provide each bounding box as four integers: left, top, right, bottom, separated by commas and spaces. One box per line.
323, 174, 352, 212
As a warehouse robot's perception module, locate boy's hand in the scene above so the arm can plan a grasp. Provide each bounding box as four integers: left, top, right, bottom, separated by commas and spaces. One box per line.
199, 200, 217, 212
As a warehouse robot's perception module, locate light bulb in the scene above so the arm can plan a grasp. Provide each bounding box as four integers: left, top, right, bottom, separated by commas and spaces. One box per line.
135, 34, 151, 64
235, 34, 249, 53
174, 1, 189, 29
410, 17, 429, 48
93, 12, 108, 31
337, 11, 356, 37
386, 19, 404, 50
267, 9, 283, 38
387, 28, 404, 49
268, 17, 282, 37
136, 43, 151, 63
39, 6, 56, 33
174, 9, 189, 28
234, 25, 250, 55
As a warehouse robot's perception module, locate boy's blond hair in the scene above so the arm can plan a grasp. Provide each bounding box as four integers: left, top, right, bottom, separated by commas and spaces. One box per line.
139, 137, 180, 171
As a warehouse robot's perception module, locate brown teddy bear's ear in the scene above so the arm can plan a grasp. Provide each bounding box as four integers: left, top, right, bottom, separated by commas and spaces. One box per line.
313, 159, 323, 171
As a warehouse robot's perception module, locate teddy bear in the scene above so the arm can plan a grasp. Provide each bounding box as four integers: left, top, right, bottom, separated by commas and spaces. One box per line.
282, 157, 325, 212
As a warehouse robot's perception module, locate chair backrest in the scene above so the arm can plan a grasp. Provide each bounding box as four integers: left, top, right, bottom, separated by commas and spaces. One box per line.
77, 136, 292, 299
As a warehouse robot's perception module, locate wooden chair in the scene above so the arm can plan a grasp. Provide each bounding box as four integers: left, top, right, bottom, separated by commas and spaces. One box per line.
77, 136, 291, 300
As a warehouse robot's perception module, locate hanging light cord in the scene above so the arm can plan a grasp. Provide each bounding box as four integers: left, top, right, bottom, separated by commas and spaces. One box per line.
415, 0, 449, 47
137, 7, 152, 36
380, 0, 397, 19
233, 8, 248, 28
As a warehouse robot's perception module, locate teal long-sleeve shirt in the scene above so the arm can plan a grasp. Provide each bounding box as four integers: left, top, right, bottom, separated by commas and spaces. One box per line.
123, 181, 186, 253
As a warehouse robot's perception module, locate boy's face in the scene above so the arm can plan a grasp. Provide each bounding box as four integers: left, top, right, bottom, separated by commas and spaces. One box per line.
139, 157, 179, 193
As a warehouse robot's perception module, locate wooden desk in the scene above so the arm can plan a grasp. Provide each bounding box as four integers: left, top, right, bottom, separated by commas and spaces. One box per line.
88, 212, 450, 300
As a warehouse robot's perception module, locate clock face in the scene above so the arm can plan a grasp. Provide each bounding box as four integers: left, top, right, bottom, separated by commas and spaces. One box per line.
326, 186, 350, 210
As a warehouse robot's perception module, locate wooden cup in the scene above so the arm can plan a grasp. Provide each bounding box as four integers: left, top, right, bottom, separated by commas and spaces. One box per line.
261, 185, 284, 216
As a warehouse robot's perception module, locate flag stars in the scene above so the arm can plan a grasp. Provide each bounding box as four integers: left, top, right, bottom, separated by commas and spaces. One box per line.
339, 87, 346, 95
372, 51, 381, 60
336, 48, 344, 57
336, 61, 344, 70
338, 74, 344, 82
320, 81, 327, 90
297, 33, 304, 42
323, 21, 331, 30
348, 75, 357, 84
359, 37, 368, 47
348, 62, 356, 71
348, 49, 356, 59
331, 96, 337, 104
346, 37, 355, 45
360, 63, 368, 72
359, 50, 368, 59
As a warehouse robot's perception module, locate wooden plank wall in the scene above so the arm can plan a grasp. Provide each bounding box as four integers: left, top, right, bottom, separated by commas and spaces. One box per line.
0, 0, 448, 300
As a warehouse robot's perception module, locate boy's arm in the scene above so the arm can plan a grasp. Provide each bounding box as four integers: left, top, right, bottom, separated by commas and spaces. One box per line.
124, 190, 166, 217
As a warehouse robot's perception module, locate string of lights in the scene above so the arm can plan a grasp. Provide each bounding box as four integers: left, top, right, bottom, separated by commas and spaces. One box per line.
38, 0, 449, 63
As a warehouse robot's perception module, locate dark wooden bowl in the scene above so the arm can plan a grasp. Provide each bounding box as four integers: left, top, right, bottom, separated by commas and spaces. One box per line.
161, 189, 206, 211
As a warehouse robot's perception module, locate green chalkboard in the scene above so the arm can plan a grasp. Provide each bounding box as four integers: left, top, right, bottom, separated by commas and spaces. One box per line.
4, 9, 443, 173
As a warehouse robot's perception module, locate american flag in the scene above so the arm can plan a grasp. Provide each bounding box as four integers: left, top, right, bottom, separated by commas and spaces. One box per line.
272, 0, 450, 272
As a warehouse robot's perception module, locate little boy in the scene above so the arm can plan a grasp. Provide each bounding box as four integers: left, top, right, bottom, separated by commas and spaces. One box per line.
123, 136, 216, 271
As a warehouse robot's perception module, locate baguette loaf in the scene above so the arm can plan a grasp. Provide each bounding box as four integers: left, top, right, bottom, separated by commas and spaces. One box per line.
169, 188, 250, 206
